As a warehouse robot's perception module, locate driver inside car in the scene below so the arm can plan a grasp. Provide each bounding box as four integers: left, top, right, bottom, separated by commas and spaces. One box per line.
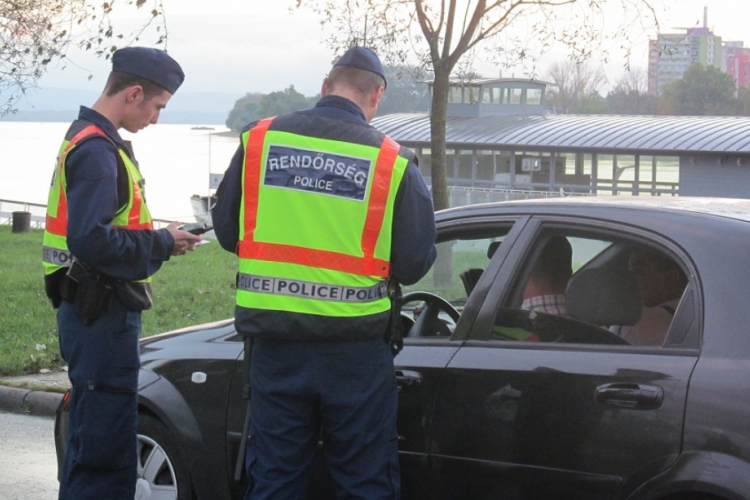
492, 236, 573, 342
521, 236, 573, 317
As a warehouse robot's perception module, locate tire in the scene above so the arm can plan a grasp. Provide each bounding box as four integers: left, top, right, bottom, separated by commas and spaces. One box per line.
137, 413, 195, 500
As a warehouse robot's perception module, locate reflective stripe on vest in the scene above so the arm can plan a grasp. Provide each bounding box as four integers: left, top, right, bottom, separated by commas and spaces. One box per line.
237, 273, 388, 302
43, 124, 154, 278
236, 117, 407, 317
45, 125, 103, 237
114, 156, 153, 231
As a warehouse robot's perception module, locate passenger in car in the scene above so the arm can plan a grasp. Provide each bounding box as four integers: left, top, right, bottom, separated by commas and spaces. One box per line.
623, 248, 688, 346
521, 236, 573, 317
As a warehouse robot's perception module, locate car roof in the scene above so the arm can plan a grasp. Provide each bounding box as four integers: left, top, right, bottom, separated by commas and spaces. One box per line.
436, 196, 750, 224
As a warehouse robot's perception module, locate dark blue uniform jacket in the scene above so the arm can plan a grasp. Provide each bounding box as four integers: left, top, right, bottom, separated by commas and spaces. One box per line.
63, 107, 174, 281
213, 95, 437, 341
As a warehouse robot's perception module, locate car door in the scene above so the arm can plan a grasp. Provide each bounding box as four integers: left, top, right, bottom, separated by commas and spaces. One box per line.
394, 215, 528, 499
429, 216, 701, 500
393, 341, 461, 498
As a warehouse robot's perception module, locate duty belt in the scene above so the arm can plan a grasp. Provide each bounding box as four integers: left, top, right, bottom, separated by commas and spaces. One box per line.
237, 273, 388, 303
42, 246, 73, 267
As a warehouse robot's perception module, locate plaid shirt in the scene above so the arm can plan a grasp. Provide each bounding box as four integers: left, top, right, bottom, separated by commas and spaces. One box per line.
521, 294, 568, 317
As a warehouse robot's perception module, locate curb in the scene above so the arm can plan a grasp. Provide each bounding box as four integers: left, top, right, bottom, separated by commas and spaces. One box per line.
0, 385, 63, 417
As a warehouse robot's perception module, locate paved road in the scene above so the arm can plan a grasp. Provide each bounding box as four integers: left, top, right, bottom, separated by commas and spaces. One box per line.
0, 411, 59, 500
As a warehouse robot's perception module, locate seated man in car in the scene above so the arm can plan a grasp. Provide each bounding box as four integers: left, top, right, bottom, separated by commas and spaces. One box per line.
492, 236, 573, 342
623, 248, 688, 346
521, 236, 573, 317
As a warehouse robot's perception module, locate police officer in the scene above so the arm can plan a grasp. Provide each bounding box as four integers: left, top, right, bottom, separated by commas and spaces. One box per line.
43, 47, 201, 500
213, 46, 437, 499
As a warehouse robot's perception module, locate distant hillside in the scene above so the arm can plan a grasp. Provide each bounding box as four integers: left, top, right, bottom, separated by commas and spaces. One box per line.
0, 87, 242, 125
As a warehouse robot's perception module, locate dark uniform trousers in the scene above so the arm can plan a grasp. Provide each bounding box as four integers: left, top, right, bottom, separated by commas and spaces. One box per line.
246, 338, 400, 500
57, 297, 141, 500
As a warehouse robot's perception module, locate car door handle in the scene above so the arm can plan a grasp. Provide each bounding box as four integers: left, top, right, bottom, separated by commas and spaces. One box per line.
395, 370, 422, 389
594, 383, 663, 409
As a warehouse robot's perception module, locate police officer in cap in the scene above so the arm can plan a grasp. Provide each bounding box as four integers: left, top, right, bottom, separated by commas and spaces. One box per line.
213, 46, 437, 499
44, 47, 201, 500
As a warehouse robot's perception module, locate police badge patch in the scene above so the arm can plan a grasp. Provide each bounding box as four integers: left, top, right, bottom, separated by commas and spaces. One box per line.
263, 144, 372, 201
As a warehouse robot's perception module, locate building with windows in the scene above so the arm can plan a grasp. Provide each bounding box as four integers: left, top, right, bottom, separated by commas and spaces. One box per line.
647, 9, 723, 95
372, 77, 750, 207
725, 41, 750, 89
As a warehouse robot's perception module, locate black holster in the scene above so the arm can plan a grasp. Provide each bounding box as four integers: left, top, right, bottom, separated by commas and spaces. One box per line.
387, 280, 404, 356
44, 268, 67, 309
45, 267, 80, 309
66, 260, 114, 326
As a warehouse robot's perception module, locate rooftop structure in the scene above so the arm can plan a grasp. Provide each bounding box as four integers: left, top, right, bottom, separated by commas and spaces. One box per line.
427, 78, 549, 117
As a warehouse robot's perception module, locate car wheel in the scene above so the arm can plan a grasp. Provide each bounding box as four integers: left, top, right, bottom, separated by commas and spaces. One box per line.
137, 413, 195, 500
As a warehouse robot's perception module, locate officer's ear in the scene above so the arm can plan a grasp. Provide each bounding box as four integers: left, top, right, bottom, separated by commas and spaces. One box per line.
370, 86, 384, 108
321, 78, 330, 97
124, 85, 144, 105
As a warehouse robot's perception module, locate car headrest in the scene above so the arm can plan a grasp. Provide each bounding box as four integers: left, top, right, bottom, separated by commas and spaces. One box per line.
566, 267, 642, 326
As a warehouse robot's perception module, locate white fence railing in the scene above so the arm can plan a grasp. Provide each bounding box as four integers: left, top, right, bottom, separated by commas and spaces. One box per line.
445, 186, 589, 207
0, 199, 47, 228
2, 187, 588, 230
0, 199, 178, 230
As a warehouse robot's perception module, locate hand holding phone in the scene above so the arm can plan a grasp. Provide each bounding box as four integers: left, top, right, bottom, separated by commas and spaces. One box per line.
167, 222, 204, 256
178, 222, 213, 235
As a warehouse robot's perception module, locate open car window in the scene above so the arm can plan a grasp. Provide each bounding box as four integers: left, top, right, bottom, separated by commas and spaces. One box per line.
400, 223, 514, 338
403, 233, 511, 308
490, 228, 695, 348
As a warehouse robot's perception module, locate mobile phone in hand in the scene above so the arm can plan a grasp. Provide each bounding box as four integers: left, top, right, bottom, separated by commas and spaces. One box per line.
179, 222, 213, 235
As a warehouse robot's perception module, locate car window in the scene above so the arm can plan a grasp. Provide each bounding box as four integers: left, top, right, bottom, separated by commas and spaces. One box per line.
402, 220, 516, 312
403, 234, 507, 312
490, 228, 693, 348
568, 237, 611, 272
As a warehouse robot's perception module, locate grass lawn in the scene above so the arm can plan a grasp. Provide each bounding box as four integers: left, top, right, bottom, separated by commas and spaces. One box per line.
0, 226, 237, 376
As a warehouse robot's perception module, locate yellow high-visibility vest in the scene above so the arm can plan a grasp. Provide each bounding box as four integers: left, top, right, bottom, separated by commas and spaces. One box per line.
43, 122, 154, 281
236, 117, 408, 318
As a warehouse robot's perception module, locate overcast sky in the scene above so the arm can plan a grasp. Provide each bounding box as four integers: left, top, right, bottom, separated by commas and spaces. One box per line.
36, 0, 750, 99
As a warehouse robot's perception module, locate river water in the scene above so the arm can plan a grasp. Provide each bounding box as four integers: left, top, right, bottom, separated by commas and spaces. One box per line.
0, 121, 240, 222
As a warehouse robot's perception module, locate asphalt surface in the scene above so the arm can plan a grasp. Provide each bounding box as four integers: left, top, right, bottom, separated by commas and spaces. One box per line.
0, 371, 69, 417
0, 411, 60, 499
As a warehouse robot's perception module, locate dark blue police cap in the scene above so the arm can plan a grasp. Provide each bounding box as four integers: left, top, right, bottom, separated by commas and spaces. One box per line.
333, 46, 387, 89
112, 47, 185, 95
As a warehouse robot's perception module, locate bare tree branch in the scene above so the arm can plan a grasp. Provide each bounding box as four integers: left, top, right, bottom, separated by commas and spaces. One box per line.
0, 0, 167, 115
294, 0, 665, 210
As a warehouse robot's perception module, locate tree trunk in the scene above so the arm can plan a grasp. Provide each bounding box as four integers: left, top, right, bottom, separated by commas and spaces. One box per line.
429, 66, 453, 287
429, 68, 451, 212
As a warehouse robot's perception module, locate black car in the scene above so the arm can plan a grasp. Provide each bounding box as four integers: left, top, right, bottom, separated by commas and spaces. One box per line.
56, 197, 750, 500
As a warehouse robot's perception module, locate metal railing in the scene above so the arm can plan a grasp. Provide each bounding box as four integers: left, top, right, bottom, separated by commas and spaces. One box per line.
0, 198, 183, 230
0, 199, 47, 228
442, 186, 591, 207
435, 182, 679, 208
